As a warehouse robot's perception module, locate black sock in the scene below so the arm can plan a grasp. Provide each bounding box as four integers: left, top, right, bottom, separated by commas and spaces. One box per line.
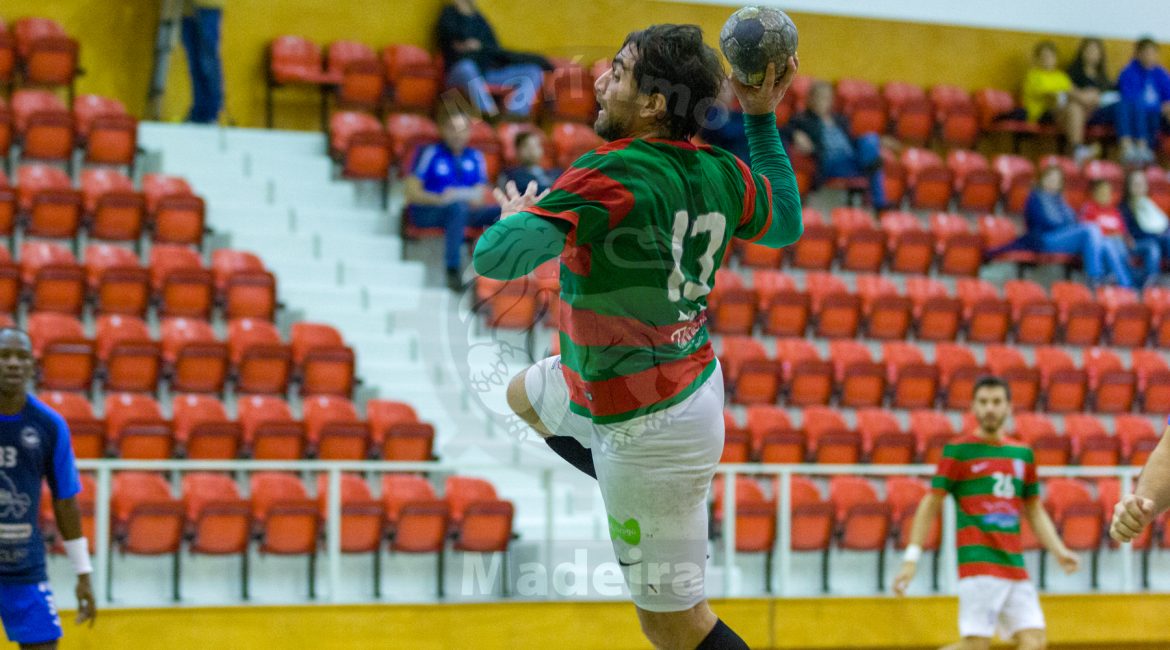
695, 619, 749, 649
544, 436, 597, 479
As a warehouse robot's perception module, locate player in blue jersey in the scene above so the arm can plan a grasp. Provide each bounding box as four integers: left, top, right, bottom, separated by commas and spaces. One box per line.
0, 329, 95, 649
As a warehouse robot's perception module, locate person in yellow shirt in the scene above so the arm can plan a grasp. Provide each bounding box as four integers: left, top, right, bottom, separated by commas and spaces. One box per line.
1022, 41, 1097, 164
181, 0, 225, 124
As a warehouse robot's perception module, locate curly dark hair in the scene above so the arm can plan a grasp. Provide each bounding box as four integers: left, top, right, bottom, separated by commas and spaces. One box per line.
621, 24, 725, 141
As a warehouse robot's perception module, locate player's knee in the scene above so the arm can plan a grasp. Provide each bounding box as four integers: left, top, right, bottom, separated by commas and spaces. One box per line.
505, 370, 531, 418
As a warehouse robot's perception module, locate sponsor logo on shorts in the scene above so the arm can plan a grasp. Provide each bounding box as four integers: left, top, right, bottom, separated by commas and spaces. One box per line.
608, 515, 641, 546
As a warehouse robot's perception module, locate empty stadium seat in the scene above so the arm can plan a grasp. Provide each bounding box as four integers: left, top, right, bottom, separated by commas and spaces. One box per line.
955, 278, 1010, 344
745, 405, 803, 463
290, 322, 356, 396
1132, 349, 1170, 414
141, 174, 205, 247
1051, 281, 1104, 346
11, 90, 73, 164
910, 410, 956, 464
237, 395, 305, 460
1098, 286, 1150, 348
40, 390, 103, 459
172, 394, 241, 460
84, 244, 150, 317
775, 337, 832, 407
160, 318, 229, 394
12, 18, 79, 91
829, 476, 892, 589
94, 314, 160, 393
303, 395, 368, 460
929, 213, 982, 276
546, 59, 597, 123
857, 408, 914, 464
329, 111, 390, 196
81, 170, 145, 244
382, 44, 440, 113
550, 121, 603, 169
386, 113, 440, 170
228, 318, 292, 395
73, 94, 137, 167
803, 406, 861, 464
711, 475, 777, 591
935, 342, 984, 411
1005, 280, 1058, 345
886, 476, 940, 550
316, 473, 385, 595
27, 312, 93, 392
831, 208, 886, 273
721, 336, 779, 405
150, 245, 214, 319
1115, 414, 1160, 466
444, 476, 514, 571
708, 269, 758, 336
1083, 347, 1136, 414
856, 274, 910, 340
382, 474, 448, 594
993, 154, 1037, 214
1065, 414, 1119, 467
266, 35, 339, 129
901, 148, 952, 210
250, 472, 321, 598
985, 345, 1039, 411
808, 272, 861, 339
930, 84, 978, 148
946, 149, 999, 212
104, 393, 173, 459
883, 341, 939, 409
907, 277, 962, 341
1034, 347, 1088, 413
110, 472, 184, 601
789, 208, 836, 270
828, 340, 885, 408
181, 473, 251, 598
326, 41, 385, 111
753, 270, 809, 337
879, 212, 933, 275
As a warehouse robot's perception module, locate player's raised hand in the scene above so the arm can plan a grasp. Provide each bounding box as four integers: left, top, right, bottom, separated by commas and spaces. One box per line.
1055, 548, 1081, 574
730, 55, 800, 115
1110, 494, 1156, 543
75, 573, 96, 627
891, 560, 917, 597
492, 180, 550, 220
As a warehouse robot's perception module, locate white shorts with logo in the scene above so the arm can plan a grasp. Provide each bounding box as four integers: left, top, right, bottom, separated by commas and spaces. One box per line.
524, 355, 725, 612
957, 576, 1045, 640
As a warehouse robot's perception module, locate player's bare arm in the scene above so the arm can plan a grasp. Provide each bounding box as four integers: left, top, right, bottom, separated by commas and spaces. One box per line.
1110, 423, 1170, 542
52, 496, 96, 627
893, 491, 943, 596
1023, 498, 1081, 574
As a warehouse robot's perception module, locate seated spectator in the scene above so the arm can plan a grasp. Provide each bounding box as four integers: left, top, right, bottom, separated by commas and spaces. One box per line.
437, 0, 549, 119
404, 104, 502, 291
1020, 41, 1095, 164
1117, 37, 1170, 165
1007, 166, 1135, 288
498, 132, 560, 194
1122, 169, 1170, 261
786, 81, 888, 209
699, 79, 750, 164
1066, 37, 1120, 162
1081, 179, 1159, 286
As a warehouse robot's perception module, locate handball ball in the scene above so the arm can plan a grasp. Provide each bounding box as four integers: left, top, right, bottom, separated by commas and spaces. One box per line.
720, 5, 799, 86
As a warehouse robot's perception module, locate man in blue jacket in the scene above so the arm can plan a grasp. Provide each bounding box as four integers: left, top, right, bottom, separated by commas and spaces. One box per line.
1117, 38, 1170, 164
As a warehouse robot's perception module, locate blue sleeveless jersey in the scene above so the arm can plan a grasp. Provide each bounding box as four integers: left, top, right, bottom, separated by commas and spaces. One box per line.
0, 395, 81, 584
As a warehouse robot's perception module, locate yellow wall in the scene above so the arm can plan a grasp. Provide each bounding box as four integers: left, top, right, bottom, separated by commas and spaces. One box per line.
52, 594, 1170, 649
1, 1, 1153, 130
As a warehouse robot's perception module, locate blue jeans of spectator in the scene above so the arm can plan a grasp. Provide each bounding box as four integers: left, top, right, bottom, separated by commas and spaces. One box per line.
1116, 99, 1163, 149
181, 8, 224, 124
1129, 237, 1162, 286
409, 202, 501, 271
1035, 223, 1135, 288
446, 60, 545, 118
819, 132, 887, 208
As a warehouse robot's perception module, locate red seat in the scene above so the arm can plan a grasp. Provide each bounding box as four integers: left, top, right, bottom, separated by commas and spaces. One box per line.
227, 318, 292, 395
929, 213, 982, 276
745, 405, 803, 463
803, 406, 861, 464
80, 170, 145, 244
386, 113, 440, 170
807, 272, 861, 339
985, 345, 1039, 411
720, 336, 779, 405
901, 148, 953, 210
955, 278, 1010, 344
10, 90, 73, 163
549, 121, 603, 169
110, 472, 184, 598
710, 476, 777, 587
141, 174, 205, 247
1097, 286, 1149, 347
929, 85, 978, 148
94, 314, 159, 393
883, 341, 939, 409
1132, 349, 1170, 414
210, 249, 277, 321
445, 476, 514, 558
545, 59, 597, 123
857, 408, 914, 464
72, 95, 136, 166
708, 269, 758, 336
237, 395, 305, 460
303, 395, 368, 460
879, 211, 933, 275
910, 410, 956, 464
159, 317, 229, 394
976, 87, 1050, 141
1115, 415, 1160, 466
906, 277, 961, 341
12, 18, 79, 89
753, 270, 809, 337
774, 338, 832, 407
837, 78, 884, 137
1051, 281, 1103, 346
883, 81, 932, 145
104, 393, 173, 459
0, 169, 15, 240
829, 340, 885, 408
328, 111, 390, 182
887, 476, 941, 550
39, 390, 103, 459
382, 44, 440, 113
250, 472, 320, 597
789, 208, 836, 270
326, 41, 385, 110
16, 164, 82, 240
150, 245, 214, 319
831, 208, 886, 273
84, 244, 149, 317
979, 214, 1023, 258
366, 399, 433, 460
1043, 479, 1103, 555
1083, 347, 1136, 414
315, 474, 385, 559
268, 36, 337, 88
0, 22, 13, 88
172, 394, 241, 460
181, 473, 250, 597
1034, 347, 1088, 413
829, 477, 892, 567
857, 274, 911, 340
993, 155, 1037, 214
27, 312, 93, 392
290, 322, 355, 397
935, 342, 985, 410
1147, 287, 1170, 348
1065, 414, 1119, 466
1005, 280, 1058, 345
947, 149, 1000, 212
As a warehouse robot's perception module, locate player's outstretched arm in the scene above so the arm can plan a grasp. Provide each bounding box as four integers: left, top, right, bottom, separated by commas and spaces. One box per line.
52, 496, 96, 627
1111, 424, 1170, 542
1024, 498, 1080, 574
893, 491, 943, 596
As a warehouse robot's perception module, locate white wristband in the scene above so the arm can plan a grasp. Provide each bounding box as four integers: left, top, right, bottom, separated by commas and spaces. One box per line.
903, 544, 923, 563
63, 538, 93, 575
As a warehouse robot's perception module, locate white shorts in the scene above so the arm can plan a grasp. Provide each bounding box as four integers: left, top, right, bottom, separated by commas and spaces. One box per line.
525, 355, 725, 612
957, 576, 1046, 640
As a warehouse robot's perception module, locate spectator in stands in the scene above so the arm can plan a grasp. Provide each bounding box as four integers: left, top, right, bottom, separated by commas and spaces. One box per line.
437, 0, 549, 119
405, 104, 501, 291
1020, 41, 1096, 164
1117, 37, 1170, 165
181, 0, 225, 124
1081, 179, 1159, 286
498, 132, 560, 194
1122, 169, 1170, 262
1067, 37, 1119, 162
786, 81, 888, 209
699, 79, 750, 164
1013, 166, 1135, 288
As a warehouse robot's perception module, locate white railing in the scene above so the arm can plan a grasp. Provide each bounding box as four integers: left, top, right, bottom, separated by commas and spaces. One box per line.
74, 460, 1142, 606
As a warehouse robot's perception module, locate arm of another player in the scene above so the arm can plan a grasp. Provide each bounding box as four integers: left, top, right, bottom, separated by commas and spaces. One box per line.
1111, 423, 1170, 542
1024, 498, 1080, 574
731, 58, 803, 249
892, 491, 943, 596
47, 413, 96, 626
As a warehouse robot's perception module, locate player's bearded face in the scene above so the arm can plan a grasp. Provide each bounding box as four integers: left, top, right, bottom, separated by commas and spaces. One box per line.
973, 388, 1009, 432
594, 45, 642, 142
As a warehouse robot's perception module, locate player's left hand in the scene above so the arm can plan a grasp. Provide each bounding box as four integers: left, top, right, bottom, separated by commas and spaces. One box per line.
75, 573, 96, 627
730, 55, 800, 115
492, 180, 550, 220
1055, 548, 1081, 575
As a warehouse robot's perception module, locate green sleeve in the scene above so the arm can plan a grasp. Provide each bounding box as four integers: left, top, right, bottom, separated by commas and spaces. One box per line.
742, 112, 803, 248
471, 212, 569, 280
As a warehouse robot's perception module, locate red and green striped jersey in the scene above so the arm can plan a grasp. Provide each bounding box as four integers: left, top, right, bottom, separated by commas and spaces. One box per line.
525, 138, 775, 423
932, 435, 1040, 580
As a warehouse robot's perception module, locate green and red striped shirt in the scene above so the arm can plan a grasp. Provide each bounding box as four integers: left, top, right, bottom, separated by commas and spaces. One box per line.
525, 138, 775, 423
932, 435, 1040, 581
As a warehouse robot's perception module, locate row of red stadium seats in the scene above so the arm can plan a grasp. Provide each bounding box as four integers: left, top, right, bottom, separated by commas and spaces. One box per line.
0, 243, 272, 320
0, 91, 134, 169
28, 314, 351, 396
0, 167, 203, 247
0, 17, 79, 92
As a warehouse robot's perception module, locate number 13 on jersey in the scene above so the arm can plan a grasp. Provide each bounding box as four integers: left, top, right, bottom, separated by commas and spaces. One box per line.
666, 210, 727, 303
